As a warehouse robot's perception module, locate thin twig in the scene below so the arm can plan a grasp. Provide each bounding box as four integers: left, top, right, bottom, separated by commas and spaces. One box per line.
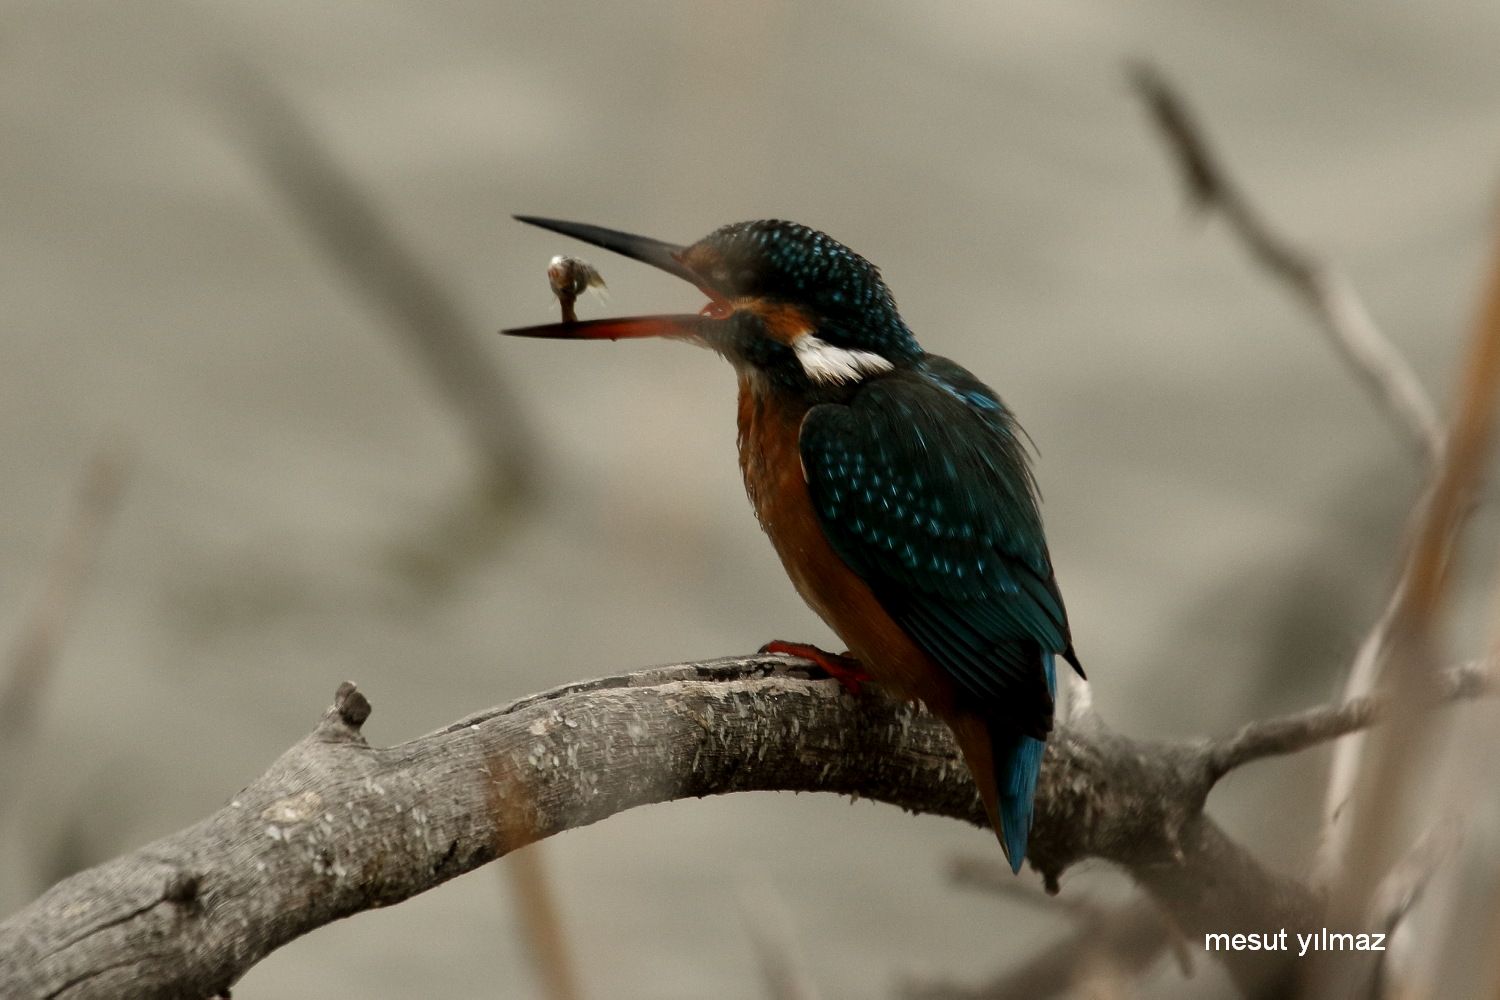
1202, 661, 1493, 785
0, 445, 129, 809
1365, 818, 1461, 999
1310, 205, 1500, 997
1369, 818, 1460, 935
1315, 475, 1480, 883
1130, 62, 1444, 466
1313, 572, 1408, 882
739, 882, 823, 1000
900, 895, 1174, 1000
1128, 66, 1483, 925
503, 846, 584, 1000
220, 71, 536, 503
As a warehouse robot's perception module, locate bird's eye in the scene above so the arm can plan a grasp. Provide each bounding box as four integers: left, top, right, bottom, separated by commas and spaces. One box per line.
734, 268, 758, 290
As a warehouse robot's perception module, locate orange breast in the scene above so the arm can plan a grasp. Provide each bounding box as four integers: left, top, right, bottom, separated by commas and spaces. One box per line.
735, 374, 958, 715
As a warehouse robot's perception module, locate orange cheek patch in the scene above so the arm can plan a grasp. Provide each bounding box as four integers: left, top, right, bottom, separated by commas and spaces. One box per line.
737, 299, 816, 346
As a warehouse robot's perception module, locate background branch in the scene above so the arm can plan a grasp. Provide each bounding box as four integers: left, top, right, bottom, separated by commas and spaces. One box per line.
0, 445, 129, 813
1203, 661, 1492, 784
1129, 63, 1444, 466
901, 893, 1174, 1000
739, 881, 824, 1000
1309, 205, 1500, 995
503, 845, 584, 1000
1129, 66, 1459, 890
222, 72, 536, 503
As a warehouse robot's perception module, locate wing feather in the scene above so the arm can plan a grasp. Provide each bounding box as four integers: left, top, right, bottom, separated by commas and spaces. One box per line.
799, 358, 1075, 732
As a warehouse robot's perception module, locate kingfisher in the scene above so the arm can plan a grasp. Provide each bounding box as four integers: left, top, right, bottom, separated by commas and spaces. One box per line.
504, 216, 1082, 872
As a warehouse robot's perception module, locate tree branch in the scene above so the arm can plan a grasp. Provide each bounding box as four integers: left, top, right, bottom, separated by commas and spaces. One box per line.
0, 654, 1334, 1000
1202, 661, 1493, 784
1130, 62, 1444, 466
1308, 203, 1500, 996
5, 646, 1488, 1000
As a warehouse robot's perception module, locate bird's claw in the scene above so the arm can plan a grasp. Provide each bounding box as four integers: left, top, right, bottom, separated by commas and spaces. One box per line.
758, 640, 871, 695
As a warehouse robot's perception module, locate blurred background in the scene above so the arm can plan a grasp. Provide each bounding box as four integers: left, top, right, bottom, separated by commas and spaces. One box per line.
2, 1, 1499, 996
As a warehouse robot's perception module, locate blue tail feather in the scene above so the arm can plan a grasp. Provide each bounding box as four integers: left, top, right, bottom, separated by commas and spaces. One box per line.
995, 652, 1057, 873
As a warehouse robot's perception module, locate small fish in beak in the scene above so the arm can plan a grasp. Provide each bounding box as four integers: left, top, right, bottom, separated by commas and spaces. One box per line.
546, 255, 606, 323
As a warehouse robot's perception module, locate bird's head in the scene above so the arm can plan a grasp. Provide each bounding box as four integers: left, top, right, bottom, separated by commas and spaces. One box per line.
504, 217, 921, 391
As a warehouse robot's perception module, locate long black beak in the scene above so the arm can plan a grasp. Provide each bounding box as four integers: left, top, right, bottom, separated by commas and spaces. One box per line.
514, 216, 701, 285
503, 216, 721, 341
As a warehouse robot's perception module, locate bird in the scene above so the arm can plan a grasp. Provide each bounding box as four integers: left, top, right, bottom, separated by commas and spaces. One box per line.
504, 216, 1082, 872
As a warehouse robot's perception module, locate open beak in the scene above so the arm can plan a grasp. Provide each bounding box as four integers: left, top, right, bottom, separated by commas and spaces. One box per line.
502, 216, 724, 341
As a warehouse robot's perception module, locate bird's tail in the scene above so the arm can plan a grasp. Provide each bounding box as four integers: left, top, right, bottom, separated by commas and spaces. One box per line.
993, 728, 1047, 873
956, 652, 1057, 874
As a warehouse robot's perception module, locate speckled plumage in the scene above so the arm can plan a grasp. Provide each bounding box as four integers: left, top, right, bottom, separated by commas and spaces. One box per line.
801, 361, 1072, 724
695, 221, 1082, 871
508, 215, 1082, 871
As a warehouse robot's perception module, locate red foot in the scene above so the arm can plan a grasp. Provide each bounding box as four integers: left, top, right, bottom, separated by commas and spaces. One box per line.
759, 640, 871, 695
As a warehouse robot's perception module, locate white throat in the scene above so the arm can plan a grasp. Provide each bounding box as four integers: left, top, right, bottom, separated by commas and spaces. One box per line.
792, 333, 893, 385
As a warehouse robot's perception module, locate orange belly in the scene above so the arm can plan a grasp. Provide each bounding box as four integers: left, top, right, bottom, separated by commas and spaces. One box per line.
735, 374, 958, 716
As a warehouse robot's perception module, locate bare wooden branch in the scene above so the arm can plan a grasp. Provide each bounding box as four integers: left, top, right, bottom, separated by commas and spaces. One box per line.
0, 653, 1339, 1000
1130, 62, 1444, 465
4, 636, 1488, 1000
1202, 661, 1493, 784
1128, 84, 1497, 998
1308, 204, 1500, 997
1294, 176, 1485, 889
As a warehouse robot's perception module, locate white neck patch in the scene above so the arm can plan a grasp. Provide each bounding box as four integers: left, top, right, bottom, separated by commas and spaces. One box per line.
792, 333, 894, 385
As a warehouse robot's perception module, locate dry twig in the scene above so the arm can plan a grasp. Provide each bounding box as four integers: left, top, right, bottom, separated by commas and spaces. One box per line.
1129, 65, 1459, 892
503, 846, 584, 1000
739, 881, 824, 1000
0, 446, 129, 810
1202, 661, 1491, 784
900, 894, 1174, 1000
223, 73, 536, 502
1130, 74, 1497, 997
1130, 63, 1443, 465
1309, 209, 1500, 995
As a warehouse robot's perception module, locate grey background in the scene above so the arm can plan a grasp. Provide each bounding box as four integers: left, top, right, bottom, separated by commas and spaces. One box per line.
3, 1, 1497, 996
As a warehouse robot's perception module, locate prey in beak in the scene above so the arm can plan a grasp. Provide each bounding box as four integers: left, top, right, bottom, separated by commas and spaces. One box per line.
503, 215, 907, 389
503, 216, 731, 344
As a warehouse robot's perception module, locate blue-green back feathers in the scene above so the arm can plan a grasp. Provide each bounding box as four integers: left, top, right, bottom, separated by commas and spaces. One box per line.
799, 357, 1076, 733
